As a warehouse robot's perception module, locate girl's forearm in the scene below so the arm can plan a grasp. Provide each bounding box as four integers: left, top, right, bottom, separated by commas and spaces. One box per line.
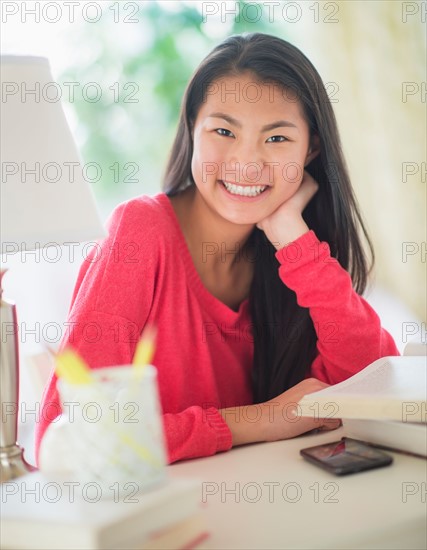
219, 379, 343, 447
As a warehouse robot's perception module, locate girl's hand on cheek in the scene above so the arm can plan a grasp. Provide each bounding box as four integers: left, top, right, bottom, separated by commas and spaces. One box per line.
256, 170, 319, 250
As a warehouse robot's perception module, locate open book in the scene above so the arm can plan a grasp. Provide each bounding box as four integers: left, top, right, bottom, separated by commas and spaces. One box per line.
298, 356, 427, 457
298, 356, 426, 422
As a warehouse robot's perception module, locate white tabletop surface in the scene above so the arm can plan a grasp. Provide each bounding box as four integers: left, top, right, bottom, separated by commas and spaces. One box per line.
168, 427, 427, 549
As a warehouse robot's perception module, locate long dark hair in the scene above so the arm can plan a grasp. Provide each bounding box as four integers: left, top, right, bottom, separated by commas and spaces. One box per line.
162, 33, 374, 403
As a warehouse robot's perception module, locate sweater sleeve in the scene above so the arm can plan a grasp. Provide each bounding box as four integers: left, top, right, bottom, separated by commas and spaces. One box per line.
163, 407, 232, 463
275, 230, 400, 384
35, 199, 232, 465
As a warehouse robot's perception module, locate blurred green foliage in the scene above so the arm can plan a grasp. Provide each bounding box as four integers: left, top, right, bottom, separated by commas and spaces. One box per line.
59, 1, 283, 206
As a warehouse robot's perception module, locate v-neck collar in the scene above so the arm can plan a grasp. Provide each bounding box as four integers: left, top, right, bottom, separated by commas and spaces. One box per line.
158, 192, 250, 323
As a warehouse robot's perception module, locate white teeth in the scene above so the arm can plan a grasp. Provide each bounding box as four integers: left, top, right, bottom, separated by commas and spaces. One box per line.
222, 181, 267, 197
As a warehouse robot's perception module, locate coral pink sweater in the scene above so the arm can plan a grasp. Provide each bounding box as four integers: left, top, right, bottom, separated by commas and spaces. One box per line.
35, 193, 399, 464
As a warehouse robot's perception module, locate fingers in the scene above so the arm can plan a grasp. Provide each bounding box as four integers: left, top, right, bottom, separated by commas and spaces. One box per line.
285, 171, 319, 214
317, 419, 342, 432
299, 171, 319, 201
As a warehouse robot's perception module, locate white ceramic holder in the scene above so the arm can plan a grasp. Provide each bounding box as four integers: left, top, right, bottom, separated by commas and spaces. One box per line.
39, 365, 167, 498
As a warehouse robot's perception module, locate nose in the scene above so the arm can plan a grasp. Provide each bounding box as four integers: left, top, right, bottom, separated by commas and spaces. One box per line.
224, 140, 266, 184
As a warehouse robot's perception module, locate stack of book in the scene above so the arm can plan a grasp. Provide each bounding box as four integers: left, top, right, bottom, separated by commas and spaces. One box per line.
298, 355, 427, 457
0, 472, 209, 549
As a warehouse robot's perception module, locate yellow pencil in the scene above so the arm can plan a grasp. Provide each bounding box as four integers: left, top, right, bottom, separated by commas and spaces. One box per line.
133, 323, 157, 369
49, 345, 93, 385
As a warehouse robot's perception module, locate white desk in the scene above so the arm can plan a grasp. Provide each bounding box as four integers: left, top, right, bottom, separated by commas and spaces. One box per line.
168, 427, 427, 549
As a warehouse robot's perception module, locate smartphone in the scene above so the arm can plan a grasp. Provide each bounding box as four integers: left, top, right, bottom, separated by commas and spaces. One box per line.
300, 437, 393, 475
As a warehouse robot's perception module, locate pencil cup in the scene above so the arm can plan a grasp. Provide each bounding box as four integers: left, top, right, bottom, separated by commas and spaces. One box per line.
45, 365, 167, 498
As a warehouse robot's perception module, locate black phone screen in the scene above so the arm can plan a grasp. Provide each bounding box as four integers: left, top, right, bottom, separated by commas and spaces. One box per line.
300, 437, 393, 475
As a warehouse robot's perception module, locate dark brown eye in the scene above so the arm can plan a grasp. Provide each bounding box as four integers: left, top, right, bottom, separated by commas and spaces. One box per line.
267, 135, 287, 143
216, 128, 234, 137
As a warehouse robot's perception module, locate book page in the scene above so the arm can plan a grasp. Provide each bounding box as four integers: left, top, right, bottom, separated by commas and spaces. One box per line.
301, 356, 426, 400
298, 356, 426, 422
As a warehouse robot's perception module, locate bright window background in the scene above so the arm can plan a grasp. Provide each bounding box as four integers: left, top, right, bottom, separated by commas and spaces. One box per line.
1, 1, 425, 463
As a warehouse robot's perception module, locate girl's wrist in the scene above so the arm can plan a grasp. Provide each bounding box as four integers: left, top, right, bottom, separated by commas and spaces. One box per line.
219, 405, 268, 446
272, 216, 310, 250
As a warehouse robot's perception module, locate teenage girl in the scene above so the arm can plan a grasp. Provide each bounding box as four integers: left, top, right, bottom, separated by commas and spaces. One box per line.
36, 33, 399, 464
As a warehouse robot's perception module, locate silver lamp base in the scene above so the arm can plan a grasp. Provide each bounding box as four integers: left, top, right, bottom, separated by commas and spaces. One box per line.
1, 269, 37, 482
1, 444, 35, 483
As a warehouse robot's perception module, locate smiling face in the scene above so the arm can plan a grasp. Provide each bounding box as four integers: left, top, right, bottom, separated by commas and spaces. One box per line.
190, 72, 319, 225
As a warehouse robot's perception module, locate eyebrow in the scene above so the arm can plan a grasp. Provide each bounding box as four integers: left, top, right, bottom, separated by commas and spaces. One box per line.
207, 112, 298, 131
